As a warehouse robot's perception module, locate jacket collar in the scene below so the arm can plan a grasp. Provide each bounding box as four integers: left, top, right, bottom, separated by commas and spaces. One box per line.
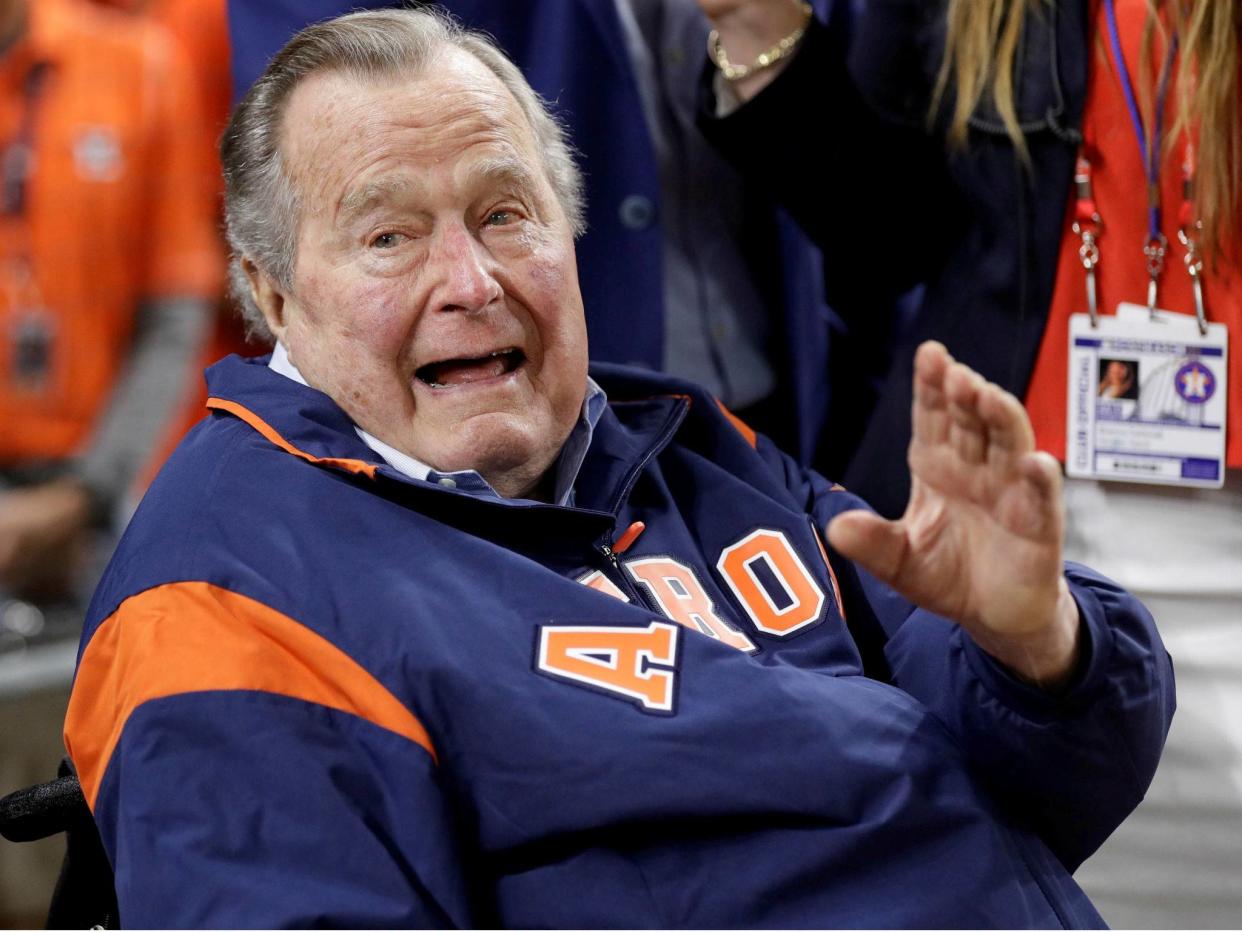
202, 354, 691, 518
205, 354, 382, 477
265, 341, 609, 506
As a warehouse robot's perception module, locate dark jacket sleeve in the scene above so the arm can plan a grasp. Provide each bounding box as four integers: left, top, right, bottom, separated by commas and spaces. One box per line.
65, 586, 475, 928
696, 10, 966, 310
755, 431, 1175, 870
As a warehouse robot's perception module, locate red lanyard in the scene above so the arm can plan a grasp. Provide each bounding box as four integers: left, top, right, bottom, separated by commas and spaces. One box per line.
1177, 142, 1208, 333
1072, 154, 1102, 325
1073, 143, 1203, 329
1073, 5, 1206, 330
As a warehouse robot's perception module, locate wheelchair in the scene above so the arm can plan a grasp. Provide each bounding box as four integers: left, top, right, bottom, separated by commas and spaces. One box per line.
0, 759, 118, 929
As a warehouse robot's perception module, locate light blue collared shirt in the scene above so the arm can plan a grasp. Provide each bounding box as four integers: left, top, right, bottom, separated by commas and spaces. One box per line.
269, 343, 607, 506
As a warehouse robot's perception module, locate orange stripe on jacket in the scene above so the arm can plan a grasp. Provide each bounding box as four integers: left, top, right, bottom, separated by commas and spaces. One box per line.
206, 397, 379, 478
715, 399, 757, 448
813, 526, 847, 622
64, 581, 436, 810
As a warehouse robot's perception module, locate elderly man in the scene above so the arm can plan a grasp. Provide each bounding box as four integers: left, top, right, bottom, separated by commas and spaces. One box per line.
62, 8, 1171, 928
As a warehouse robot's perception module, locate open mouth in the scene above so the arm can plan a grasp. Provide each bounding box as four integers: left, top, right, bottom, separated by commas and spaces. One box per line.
415, 348, 526, 388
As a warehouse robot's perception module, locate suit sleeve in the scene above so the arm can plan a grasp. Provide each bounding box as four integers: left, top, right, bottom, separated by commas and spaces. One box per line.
64, 582, 473, 928
754, 431, 1175, 871
695, 7, 966, 312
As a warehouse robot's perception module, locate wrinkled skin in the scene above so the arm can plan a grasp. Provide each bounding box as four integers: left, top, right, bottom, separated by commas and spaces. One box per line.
247, 48, 588, 500
829, 341, 1080, 689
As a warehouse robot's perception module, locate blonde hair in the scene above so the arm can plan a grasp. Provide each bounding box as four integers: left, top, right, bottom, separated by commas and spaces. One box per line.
932, 0, 1240, 258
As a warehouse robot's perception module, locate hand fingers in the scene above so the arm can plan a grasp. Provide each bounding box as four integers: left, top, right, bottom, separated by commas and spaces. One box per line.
1022, 450, 1063, 503
912, 341, 952, 447
936, 350, 1038, 466
1020, 450, 1064, 530
995, 451, 1065, 542
945, 362, 987, 464
911, 342, 1048, 506
914, 343, 993, 466
977, 379, 1035, 456
826, 509, 908, 585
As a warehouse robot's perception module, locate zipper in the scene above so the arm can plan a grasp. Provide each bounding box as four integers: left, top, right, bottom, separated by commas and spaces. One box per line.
603, 396, 690, 515
594, 535, 658, 612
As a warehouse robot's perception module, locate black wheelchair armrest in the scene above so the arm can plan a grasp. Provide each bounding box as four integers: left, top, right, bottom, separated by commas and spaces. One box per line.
0, 763, 119, 929
0, 775, 91, 843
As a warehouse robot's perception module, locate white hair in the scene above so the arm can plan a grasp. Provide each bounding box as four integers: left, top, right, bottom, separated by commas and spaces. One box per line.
220, 7, 585, 341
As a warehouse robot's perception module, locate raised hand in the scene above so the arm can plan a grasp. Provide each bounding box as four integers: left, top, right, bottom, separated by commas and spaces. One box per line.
827, 341, 1080, 689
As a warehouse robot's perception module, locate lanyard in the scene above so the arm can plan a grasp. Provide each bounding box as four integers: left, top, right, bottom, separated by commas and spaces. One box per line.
2, 59, 53, 393
1178, 142, 1208, 333
1073, 142, 1204, 331
2, 60, 49, 218
1072, 154, 1102, 326
1074, 2, 1206, 330
1102, 0, 1178, 313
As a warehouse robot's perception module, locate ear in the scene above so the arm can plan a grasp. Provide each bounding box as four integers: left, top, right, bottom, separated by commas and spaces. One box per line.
242, 258, 293, 344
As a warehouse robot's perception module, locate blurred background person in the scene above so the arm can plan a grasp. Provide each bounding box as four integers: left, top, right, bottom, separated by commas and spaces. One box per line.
226, 0, 902, 480
91, 0, 231, 136
0, 0, 223, 922
89, 0, 253, 482
0, 0, 222, 611
695, 0, 1242, 926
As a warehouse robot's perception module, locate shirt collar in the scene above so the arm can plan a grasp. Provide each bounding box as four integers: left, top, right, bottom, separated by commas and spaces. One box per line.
268, 343, 606, 506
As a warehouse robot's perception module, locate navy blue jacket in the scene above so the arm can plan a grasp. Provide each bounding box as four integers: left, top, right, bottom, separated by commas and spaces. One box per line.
699, 3, 1090, 517
65, 356, 1173, 927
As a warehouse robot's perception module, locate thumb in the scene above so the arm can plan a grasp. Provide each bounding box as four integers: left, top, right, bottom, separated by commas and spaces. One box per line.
826, 509, 908, 585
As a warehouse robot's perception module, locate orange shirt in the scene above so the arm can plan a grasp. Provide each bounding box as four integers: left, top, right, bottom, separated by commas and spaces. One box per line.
85, 0, 252, 488
89, 0, 232, 149
0, 0, 223, 464
1026, 0, 1242, 467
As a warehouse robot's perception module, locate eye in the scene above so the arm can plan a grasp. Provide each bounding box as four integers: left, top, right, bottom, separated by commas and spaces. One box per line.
484, 209, 518, 227
369, 231, 406, 249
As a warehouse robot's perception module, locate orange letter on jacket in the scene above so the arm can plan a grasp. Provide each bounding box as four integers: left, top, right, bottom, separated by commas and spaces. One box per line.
625, 557, 756, 653
717, 529, 825, 636
538, 622, 679, 712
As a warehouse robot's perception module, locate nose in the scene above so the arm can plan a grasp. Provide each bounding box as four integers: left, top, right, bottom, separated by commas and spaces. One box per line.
427, 221, 503, 313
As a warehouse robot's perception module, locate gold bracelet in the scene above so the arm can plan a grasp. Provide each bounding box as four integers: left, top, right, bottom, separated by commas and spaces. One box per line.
707, 2, 813, 82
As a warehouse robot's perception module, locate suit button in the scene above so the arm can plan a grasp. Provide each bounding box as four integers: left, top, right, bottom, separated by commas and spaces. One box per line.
618, 194, 656, 230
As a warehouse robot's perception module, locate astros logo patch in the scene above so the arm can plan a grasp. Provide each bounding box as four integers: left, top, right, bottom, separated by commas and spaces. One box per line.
1174, 360, 1216, 404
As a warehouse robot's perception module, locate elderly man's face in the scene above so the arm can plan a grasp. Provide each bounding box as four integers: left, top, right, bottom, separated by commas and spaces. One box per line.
263, 49, 588, 498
